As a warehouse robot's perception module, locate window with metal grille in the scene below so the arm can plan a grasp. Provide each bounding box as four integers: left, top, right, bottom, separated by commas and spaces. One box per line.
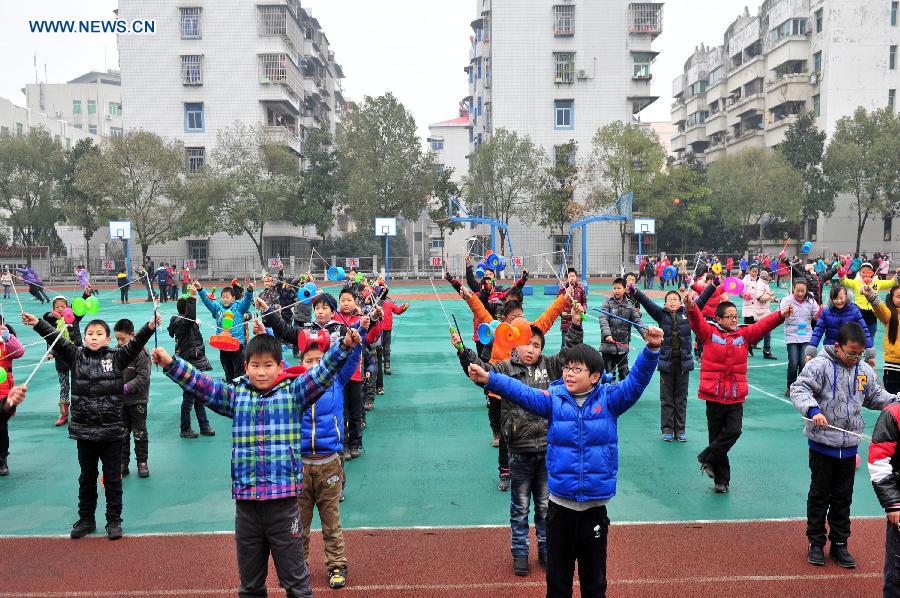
182, 55, 202, 85
187, 240, 208, 269
555, 52, 575, 83
553, 5, 575, 36
186, 147, 205, 173
629, 3, 663, 33
260, 54, 288, 82
258, 6, 287, 36
180, 7, 201, 39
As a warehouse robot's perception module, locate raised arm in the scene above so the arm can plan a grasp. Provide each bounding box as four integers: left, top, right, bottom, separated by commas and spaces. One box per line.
484, 371, 552, 419
742, 310, 786, 346
291, 338, 353, 411
32, 318, 77, 368
461, 288, 494, 325
465, 265, 480, 292
694, 283, 720, 312
198, 290, 221, 318
114, 323, 156, 369
163, 356, 235, 417
533, 293, 571, 334
605, 347, 659, 416
261, 307, 302, 346
632, 288, 666, 323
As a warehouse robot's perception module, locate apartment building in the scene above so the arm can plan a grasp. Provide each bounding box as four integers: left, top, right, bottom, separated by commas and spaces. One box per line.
23, 70, 123, 138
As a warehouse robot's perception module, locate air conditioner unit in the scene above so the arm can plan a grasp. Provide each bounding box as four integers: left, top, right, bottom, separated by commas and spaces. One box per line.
577, 69, 588, 79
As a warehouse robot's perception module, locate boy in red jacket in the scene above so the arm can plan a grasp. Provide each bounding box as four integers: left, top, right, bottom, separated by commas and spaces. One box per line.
685, 289, 790, 493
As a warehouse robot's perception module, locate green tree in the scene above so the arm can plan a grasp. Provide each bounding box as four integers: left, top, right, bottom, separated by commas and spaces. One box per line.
187, 123, 301, 267
646, 159, 712, 255
463, 128, 547, 254
531, 140, 582, 238
59, 138, 111, 265
707, 147, 804, 250
297, 127, 340, 241
427, 167, 463, 260
581, 122, 666, 266
337, 93, 435, 225
823, 107, 900, 255
76, 130, 185, 260
780, 111, 836, 237
0, 127, 66, 255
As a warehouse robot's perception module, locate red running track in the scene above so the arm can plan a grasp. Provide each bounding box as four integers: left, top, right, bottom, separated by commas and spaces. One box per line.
0, 519, 886, 597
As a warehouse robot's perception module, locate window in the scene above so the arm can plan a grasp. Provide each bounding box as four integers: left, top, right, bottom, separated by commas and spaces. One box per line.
187, 240, 208, 269
885, 216, 893, 242
72, 100, 81, 114
893, 2, 898, 26
430, 139, 444, 151
15, 123, 23, 136
110, 127, 122, 137
770, 18, 807, 45
814, 51, 822, 72
686, 111, 708, 128
0, 126, 7, 136
431, 238, 444, 249
477, 58, 482, 79
477, 96, 482, 116
552, 235, 567, 264
88, 125, 97, 135
890, 89, 896, 112
268, 238, 292, 258
554, 52, 575, 84
807, 217, 818, 242
553, 5, 575, 36
87, 100, 96, 114
182, 55, 202, 84
74, 124, 82, 129
633, 52, 652, 79
709, 65, 724, 86
554, 99, 574, 129
258, 6, 288, 36
815, 8, 823, 32
181, 7, 201, 39
468, 128, 474, 143
891, 46, 897, 70
185, 102, 204, 132
414, 231, 423, 242
812, 94, 821, 117
108, 102, 122, 117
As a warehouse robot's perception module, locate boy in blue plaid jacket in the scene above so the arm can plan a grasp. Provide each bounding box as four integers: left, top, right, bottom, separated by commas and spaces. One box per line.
152, 326, 363, 598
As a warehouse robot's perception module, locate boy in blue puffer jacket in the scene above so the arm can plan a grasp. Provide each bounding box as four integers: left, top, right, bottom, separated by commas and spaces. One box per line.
194, 280, 255, 381
467, 328, 663, 597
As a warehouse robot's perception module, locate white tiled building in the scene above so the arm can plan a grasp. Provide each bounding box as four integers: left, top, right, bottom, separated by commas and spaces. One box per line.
0, 96, 101, 150
104, 0, 348, 271
22, 71, 123, 139
670, 0, 900, 254
463, 0, 664, 274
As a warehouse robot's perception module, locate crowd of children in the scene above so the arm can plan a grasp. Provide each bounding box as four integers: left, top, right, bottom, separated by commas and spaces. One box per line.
6, 247, 900, 597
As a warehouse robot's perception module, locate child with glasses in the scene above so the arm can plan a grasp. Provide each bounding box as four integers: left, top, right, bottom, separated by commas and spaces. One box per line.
792, 322, 897, 570
685, 290, 789, 494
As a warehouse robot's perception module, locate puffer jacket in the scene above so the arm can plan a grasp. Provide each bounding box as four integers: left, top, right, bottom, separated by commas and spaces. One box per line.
258, 285, 281, 310
558, 282, 588, 332
871, 295, 900, 366
0, 329, 24, 400
740, 275, 761, 318
745, 276, 774, 319
381, 300, 409, 331
599, 296, 644, 354
779, 294, 819, 344
791, 345, 895, 458
807, 302, 873, 355
34, 318, 154, 442
459, 323, 584, 453
122, 349, 151, 406
633, 288, 694, 374
693, 282, 726, 320
868, 403, 900, 512
843, 275, 897, 313
198, 285, 254, 346
163, 339, 352, 500
687, 305, 784, 404
167, 297, 212, 370
301, 345, 361, 456
484, 347, 659, 501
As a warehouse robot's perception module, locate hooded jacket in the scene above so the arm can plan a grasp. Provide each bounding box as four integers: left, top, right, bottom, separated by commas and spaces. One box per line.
806, 301, 873, 357
295, 345, 362, 456
598, 295, 645, 354
167, 297, 212, 370
791, 345, 895, 457
198, 285, 254, 346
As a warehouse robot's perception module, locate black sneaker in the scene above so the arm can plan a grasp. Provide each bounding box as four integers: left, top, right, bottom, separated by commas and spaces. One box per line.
763, 352, 778, 360
70, 518, 96, 539
180, 429, 199, 439
513, 555, 529, 576
538, 548, 547, 568
829, 543, 857, 568
498, 474, 510, 492
807, 543, 825, 566
106, 519, 123, 540
199, 427, 215, 437
137, 462, 150, 478
376, 388, 384, 396
0, 458, 8, 476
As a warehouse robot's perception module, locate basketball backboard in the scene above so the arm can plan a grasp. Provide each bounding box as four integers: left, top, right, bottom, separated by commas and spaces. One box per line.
374, 218, 397, 237
109, 221, 132, 240
634, 218, 656, 235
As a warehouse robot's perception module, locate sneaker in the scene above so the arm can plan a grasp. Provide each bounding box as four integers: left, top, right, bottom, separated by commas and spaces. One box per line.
676, 433, 687, 442
662, 433, 675, 442
498, 475, 510, 492
384, 362, 392, 375
137, 462, 150, 478
106, 519, 123, 540
343, 448, 353, 461
491, 433, 500, 448
199, 427, 215, 437
349, 447, 362, 459
70, 518, 96, 539
513, 555, 529, 576
180, 429, 199, 439
807, 543, 825, 566
538, 548, 547, 569
329, 566, 347, 589
364, 400, 374, 411
376, 388, 384, 395
763, 352, 778, 360
0, 458, 7, 476
713, 482, 729, 493
829, 543, 857, 568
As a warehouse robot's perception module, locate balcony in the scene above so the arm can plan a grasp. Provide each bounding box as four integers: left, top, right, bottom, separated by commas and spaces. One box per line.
671, 102, 686, 124
727, 93, 764, 125
671, 132, 686, 152
629, 3, 664, 38
257, 5, 303, 59
262, 125, 302, 155
704, 141, 726, 163
704, 110, 726, 135
258, 54, 304, 106
765, 114, 799, 147
727, 55, 764, 88
766, 37, 810, 71
685, 125, 707, 146
765, 73, 812, 104
727, 128, 765, 151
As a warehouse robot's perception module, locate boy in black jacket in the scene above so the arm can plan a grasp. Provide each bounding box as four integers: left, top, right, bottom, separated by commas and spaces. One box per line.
167, 286, 215, 438
868, 402, 900, 595
114, 319, 152, 478
22, 309, 161, 540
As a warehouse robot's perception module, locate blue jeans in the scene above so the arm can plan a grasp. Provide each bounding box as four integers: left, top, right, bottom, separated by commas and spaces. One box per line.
508, 451, 548, 557
786, 342, 808, 389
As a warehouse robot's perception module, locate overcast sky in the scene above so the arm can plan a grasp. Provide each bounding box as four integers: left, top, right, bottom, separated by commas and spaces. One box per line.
1, 0, 754, 137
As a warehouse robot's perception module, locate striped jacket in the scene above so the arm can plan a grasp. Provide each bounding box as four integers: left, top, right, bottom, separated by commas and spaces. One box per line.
164, 340, 352, 501
869, 402, 900, 512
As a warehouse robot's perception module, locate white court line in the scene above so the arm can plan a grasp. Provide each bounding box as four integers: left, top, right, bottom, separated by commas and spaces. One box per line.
747, 361, 789, 368
748, 382, 794, 406
0, 573, 882, 596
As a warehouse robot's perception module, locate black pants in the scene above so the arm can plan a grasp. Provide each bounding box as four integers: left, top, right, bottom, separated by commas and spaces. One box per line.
119, 286, 129, 303
158, 283, 168, 302
121, 403, 148, 465
221, 347, 246, 382
660, 369, 689, 435
0, 411, 9, 458
28, 284, 49, 302
600, 352, 628, 381
76, 438, 123, 522
376, 330, 392, 390
488, 396, 509, 475
807, 449, 856, 546
862, 309, 879, 345
885, 369, 900, 395
235, 498, 312, 598
546, 501, 609, 598
698, 402, 743, 486
343, 380, 363, 450
181, 390, 211, 432
884, 520, 900, 597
